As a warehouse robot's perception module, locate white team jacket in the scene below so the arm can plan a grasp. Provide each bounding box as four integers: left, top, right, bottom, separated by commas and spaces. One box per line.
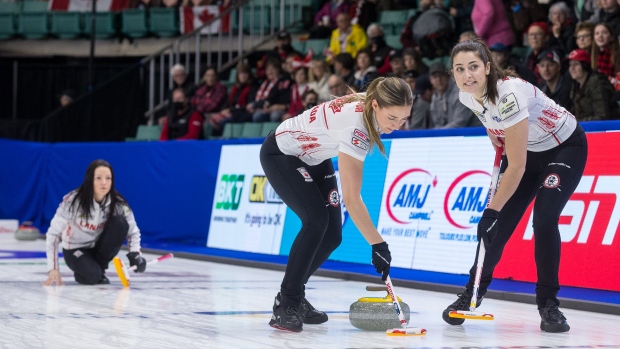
45, 191, 141, 271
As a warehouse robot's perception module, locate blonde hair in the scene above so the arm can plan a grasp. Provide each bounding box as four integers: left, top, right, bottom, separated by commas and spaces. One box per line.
341, 77, 413, 155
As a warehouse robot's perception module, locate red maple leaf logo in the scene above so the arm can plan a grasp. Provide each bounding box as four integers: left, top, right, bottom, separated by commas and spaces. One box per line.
199, 8, 215, 23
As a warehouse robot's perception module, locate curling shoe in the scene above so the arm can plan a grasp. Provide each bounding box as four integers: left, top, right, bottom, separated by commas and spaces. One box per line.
97, 275, 110, 285
442, 289, 483, 325
269, 294, 303, 332
539, 300, 570, 333
299, 297, 328, 324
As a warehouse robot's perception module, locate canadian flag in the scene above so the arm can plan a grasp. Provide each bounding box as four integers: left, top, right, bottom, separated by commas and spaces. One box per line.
48, 0, 130, 12
180, 5, 230, 35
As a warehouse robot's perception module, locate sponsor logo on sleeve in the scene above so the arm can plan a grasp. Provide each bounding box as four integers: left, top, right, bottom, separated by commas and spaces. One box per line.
498, 93, 520, 120
353, 128, 369, 142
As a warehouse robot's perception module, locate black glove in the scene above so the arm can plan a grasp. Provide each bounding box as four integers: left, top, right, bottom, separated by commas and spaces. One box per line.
371, 242, 391, 281
126, 251, 147, 273
477, 209, 499, 249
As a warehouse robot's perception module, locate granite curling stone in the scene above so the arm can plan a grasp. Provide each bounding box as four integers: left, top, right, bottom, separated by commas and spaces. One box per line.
14, 221, 41, 241
349, 286, 411, 331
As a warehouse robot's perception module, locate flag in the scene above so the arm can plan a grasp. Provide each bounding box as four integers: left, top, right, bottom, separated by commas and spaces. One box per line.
48, 0, 130, 12
180, 5, 230, 35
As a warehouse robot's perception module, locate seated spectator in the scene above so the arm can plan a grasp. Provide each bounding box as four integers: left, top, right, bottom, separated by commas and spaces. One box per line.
568, 49, 620, 121
471, 0, 515, 48
403, 70, 419, 92
387, 50, 405, 78
256, 32, 301, 80
509, 0, 547, 42
209, 63, 258, 136
408, 73, 433, 129
169, 64, 195, 100
327, 12, 368, 62
327, 74, 349, 97
350, 0, 378, 30
301, 89, 319, 112
353, 48, 379, 91
574, 22, 594, 54
282, 67, 311, 121
160, 88, 204, 140
250, 59, 292, 122
489, 42, 537, 83
521, 22, 556, 85
449, 0, 474, 36
459, 31, 478, 43
366, 23, 393, 75
548, 2, 576, 55
427, 62, 479, 128
310, 0, 349, 39
402, 47, 428, 75
579, 0, 600, 22
58, 89, 75, 107
592, 23, 620, 87
537, 49, 572, 110
130, 0, 161, 8
400, 0, 438, 49
588, 0, 620, 38
308, 59, 332, 103
162, 0, 179, 7
333, 53, 356, 87
191, 66, 228, 118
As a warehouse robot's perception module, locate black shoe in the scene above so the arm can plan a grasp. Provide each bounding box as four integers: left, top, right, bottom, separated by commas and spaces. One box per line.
97, 275, 110, 284
299, 297, 328, 324
539, 302, 570, 333
269, 294, 303, 332
442, 289, 483, 325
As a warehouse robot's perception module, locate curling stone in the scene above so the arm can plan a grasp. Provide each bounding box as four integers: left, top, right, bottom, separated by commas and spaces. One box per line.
14, 221, 41, 241
349, 286, 411, 331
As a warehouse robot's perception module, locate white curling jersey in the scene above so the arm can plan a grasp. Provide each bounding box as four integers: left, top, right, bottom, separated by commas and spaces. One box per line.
275, 97, 372, 165
459, 77, 577, 152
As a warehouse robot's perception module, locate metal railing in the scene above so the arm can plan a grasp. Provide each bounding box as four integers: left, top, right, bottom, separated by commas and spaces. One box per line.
140, 0, 304, 125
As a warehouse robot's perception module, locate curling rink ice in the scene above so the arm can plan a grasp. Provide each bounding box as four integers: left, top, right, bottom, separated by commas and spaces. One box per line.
1, 233, 620, 349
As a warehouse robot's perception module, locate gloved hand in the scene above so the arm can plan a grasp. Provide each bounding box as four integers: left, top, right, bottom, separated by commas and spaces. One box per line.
371, 242, 391, 281
477, 209, 499, 249
126, 251, 147, 273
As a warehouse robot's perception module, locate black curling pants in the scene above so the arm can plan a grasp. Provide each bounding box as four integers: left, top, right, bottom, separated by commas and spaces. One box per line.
466, 125, 588, 309
63, 215, 129, 285
260, 132, 343, 310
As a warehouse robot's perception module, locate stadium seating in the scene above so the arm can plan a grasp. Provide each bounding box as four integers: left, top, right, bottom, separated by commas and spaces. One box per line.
18, 1, 50, 39
221, 122, 244, 139
384, 34, 402, 50
0, 2, 18, 39
378, 10, 408, 35
51, 11, 82, 39
136, 125, 162, 141
260, 121, 280, 137
305, 38, 329, 58
239, 122, 262, 138
149, 7, 178, 38
83, 12, 118, 39
121, 9, 149, 38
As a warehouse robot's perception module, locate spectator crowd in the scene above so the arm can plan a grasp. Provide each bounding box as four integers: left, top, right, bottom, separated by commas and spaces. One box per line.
158, 0, 620, 141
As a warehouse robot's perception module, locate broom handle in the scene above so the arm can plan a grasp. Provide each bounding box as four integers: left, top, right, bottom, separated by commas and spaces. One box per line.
128, 253, 174, 271
384, 276, 408, 328
470, 146, 503, 312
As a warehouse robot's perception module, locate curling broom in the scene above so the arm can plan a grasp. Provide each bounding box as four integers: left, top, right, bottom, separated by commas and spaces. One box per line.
113, 253, 174, 287
449, 145, 503, 321
384, 276, 427, 336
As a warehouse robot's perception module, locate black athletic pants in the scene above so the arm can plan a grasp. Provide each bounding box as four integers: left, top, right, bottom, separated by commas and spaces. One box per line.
260, 132, 343, 309
466, 125, 588, 309
63, 215, 129, 285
